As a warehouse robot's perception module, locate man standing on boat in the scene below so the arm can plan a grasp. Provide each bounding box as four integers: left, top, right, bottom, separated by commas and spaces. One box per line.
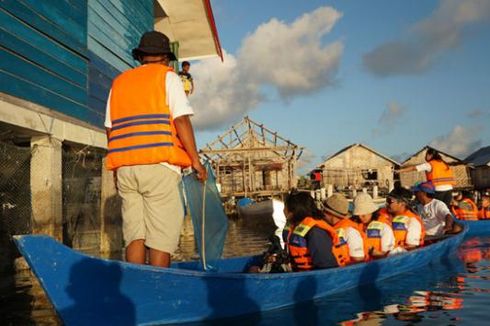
104, 31, 206, 267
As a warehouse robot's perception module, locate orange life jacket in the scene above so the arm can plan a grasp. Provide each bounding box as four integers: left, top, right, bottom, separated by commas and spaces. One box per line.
287, 217, 350, 270
106, 64, 192, 170
426, 160, 455, 187
365, 211, 393, 254
334, 218, 368, 260
392, 209, 425, 248
451, 198, 479, 221
479, 207, 490, 220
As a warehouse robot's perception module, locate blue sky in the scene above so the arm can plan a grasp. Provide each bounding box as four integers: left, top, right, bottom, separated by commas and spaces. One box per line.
190, 0, 490, 173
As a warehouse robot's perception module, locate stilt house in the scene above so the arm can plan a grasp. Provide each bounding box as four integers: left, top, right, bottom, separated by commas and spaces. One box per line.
200, 117, 303, 199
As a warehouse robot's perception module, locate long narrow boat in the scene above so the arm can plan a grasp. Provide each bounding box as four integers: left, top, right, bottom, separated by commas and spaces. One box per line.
460, 220, 490, 237
14, 229, 466, 326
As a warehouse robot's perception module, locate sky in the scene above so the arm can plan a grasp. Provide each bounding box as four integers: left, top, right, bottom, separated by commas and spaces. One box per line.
188, 0, 490, 173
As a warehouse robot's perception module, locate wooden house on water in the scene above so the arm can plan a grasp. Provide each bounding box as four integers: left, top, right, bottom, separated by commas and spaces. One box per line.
318, 143, 400, 195
400, 146, 472, 189
465, 145, 490, 190
200, 117, 303, 200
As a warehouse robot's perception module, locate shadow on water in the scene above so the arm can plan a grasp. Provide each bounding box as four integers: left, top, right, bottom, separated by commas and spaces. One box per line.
60, 258, 134, 326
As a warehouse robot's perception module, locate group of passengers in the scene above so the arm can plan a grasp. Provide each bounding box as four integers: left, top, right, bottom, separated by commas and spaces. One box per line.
283, 182, 462, 272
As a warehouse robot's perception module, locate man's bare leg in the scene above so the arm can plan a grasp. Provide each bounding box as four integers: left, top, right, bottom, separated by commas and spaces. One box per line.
126, 239, 146, 264
149, 248, 171, 267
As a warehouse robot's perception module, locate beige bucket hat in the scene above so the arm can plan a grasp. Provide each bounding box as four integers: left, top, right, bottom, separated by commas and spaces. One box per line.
323, 193, 349, 218
353, 193, 378, 216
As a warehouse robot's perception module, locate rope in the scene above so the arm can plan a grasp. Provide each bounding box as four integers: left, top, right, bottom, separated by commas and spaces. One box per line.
201, 179, 207, 271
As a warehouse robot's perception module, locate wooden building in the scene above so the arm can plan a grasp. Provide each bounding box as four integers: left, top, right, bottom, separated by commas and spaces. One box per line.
400, 146, 472, 189
200, 117, 303, 200
318, 143, 400, 193
465, 145, 490, 190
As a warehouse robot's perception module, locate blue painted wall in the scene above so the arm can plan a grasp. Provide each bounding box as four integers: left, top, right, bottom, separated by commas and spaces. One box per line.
0, 0, 153, 128
87, 0, 153, 125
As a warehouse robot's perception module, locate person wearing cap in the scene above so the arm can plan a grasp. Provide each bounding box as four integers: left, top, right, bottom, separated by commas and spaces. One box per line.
386, 187, 425, 250
478, 192, 490, 220
451, 191, 479, 221
323, 193, 367, 263
353, 193, 395, 259
398, 148, 455, 208
282, 192, 341, 271
413, 181, 456, 237
104, 31, 206, 267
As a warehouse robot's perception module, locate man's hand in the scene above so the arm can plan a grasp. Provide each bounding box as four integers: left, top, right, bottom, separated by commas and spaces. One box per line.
193, 160, 207, 182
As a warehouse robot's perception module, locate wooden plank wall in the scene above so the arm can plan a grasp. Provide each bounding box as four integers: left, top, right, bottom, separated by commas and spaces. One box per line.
87, 0, 153, 126
0, 0, 153, 128
0, 0, 90, 121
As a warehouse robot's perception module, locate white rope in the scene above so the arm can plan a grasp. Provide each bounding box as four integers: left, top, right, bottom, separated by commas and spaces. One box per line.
201, 179, 207, 271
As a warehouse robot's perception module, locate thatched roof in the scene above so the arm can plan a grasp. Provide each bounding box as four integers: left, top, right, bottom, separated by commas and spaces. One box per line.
320, 143, 400, 167
401, 145, 463, 165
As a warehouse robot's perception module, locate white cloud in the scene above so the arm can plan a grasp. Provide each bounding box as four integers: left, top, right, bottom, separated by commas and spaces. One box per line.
429, 125, 483, 158
364, 0, 490, 76
190, 6, 344, 130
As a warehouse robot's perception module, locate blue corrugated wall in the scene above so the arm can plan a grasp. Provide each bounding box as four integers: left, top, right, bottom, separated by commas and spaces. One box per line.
0, 0, 153, 128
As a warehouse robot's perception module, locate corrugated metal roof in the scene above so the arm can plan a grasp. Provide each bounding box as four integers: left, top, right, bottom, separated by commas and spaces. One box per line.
465, 146, 490, 166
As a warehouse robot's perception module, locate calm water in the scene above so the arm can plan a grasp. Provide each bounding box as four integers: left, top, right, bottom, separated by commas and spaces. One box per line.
2, 217, 490, 325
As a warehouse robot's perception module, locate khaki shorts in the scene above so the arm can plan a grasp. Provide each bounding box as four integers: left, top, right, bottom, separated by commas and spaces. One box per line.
117, 164, 184, 254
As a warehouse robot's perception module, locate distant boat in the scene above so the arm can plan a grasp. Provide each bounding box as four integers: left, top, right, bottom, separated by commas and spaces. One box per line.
14, 229, 466, 325
237, 198, 273, 219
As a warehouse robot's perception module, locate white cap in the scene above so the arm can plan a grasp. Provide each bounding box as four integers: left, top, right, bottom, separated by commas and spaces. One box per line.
353, 193, 378, 216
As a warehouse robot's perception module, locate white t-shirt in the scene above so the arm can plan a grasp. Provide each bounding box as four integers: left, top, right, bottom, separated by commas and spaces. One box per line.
416, 198, 450, 237
345, 227, 365, 258
415, 163, 453, 191
405, 217, 423, 246
105, 69, 194, 174
271, 199, 287, 248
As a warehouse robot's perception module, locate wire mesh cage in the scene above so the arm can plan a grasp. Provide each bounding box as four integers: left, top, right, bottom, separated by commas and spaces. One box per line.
0, 141, 32, 273
62, 143, 103, 254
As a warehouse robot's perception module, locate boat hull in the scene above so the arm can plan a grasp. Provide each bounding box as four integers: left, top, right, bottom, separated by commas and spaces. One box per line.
14, 229, 466, 325
460, 220, 490, 237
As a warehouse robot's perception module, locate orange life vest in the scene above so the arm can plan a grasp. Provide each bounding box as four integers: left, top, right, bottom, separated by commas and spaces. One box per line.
334, 218, 368, 260
365, 211, 393, 254
426, 160, 455, 187
479, 207, 490, 220
451, 198, 479, 221
392, 209, 425, 248
287, 217, 350, 270
106, 64, 192, 170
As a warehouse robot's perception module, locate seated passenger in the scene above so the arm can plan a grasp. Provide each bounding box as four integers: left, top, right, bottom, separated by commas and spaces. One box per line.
353, 193, 395, 258
413, 181, 458, 236
283, 192, 343, 271
451, 191, 479, 221
386, 188, 425, 250
323, 193, 367, 263
478, 192, 490, 220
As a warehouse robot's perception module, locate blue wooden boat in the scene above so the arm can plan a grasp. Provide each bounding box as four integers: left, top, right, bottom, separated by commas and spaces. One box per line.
14, 230, 466, 325
460, 220, 490, 237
